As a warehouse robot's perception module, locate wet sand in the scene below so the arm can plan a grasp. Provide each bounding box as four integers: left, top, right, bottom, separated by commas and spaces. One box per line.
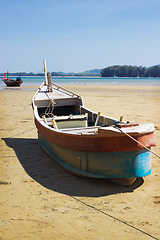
0, 84, 160, 239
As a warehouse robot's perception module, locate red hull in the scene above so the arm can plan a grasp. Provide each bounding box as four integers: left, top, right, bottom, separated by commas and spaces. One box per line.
35, 118, 155, 153
2, 78, 23, 87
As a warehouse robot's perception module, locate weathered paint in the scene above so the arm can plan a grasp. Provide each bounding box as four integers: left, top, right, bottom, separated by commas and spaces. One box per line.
35, 118, 155, 153
38, 131, 151, 179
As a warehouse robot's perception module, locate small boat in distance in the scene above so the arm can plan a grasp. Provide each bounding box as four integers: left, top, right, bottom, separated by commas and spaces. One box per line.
32, 60, 155, 186
2, 71, 23, 87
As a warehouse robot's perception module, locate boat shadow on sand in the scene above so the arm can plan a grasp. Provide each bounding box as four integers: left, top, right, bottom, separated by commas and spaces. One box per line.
3, 137, 144, 197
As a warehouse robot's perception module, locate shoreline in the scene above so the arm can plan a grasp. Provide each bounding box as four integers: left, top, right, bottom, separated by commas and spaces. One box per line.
1, 76, 160, 92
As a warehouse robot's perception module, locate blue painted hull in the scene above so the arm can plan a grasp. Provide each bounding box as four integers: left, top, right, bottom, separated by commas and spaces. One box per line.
38, 131, 151, 179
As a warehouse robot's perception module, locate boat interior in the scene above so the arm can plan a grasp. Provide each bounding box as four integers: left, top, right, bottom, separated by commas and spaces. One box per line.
33, 83, 150, 136
33, 83, 118, 132
37, 103, 117, 131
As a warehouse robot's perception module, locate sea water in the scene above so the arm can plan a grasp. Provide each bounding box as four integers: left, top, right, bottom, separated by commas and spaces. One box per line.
0, 76, 160, 90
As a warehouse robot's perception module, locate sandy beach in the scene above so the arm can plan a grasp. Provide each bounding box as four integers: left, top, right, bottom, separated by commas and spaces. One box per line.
0, 84, 160, 240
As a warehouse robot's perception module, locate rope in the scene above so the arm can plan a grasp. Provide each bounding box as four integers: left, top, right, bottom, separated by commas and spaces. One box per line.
9, 127, 36, 138
40, 99, 55, 118
71, 196, 159, 240
114, 125, 160, 158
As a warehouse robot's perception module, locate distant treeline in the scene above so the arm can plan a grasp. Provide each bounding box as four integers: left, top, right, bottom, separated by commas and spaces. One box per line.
0, 71, 99, 77
1, 65, 160, 77
101, 65, 160, 77
0, 72, 62, 77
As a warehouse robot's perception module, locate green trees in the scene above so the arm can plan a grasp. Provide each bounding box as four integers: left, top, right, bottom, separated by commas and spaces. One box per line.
1, 65, 160, 77
101, 65, 160, 77
146, 65, 160, 77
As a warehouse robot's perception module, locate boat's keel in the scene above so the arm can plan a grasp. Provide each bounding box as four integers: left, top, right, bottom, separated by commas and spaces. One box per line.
110, 178, 137, 186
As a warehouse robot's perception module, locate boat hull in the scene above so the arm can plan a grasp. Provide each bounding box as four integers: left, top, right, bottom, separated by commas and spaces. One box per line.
3, 79, 23, 87
38, 131, 151, 180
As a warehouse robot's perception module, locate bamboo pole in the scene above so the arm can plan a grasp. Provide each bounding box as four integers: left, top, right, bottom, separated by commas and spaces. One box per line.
43, 59, 47, 85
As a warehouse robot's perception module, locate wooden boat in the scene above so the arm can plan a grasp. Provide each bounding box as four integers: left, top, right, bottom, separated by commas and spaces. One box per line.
32, 61, 155, 186
2, 71, 23, 87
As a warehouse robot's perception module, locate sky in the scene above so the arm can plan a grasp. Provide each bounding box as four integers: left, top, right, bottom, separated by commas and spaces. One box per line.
0, 0, 160, 73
